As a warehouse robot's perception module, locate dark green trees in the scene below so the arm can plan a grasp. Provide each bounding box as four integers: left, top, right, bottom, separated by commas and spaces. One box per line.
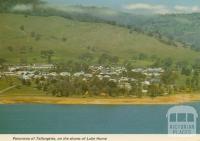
0, 0, 44, 12
41, 50, 54, 64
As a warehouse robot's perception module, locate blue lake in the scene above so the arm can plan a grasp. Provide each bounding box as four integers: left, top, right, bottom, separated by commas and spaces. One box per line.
0, 103, 200, 134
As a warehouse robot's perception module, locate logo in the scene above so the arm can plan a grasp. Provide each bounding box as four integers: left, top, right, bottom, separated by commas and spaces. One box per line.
166, 105, 198, 134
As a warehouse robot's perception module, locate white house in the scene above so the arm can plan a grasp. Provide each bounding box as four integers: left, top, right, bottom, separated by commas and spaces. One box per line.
60, 72, 71, 77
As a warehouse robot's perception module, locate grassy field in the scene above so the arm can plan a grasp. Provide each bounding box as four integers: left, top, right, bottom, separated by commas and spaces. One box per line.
0, 13, 200, 65
0, 85, 45, 97
0, 77, 45, 97
0, 79, 11, 90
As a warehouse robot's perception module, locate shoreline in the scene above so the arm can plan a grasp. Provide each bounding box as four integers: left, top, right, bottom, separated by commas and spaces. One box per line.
0, 94, 200, 105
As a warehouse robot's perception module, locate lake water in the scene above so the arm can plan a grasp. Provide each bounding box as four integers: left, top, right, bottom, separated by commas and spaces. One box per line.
0, 103, 200, 134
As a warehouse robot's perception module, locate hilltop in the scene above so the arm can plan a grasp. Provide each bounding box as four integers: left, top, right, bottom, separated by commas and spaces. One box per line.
0, 13, 199, 66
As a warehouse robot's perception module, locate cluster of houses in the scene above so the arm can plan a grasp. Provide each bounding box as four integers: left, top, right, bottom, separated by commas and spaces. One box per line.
1, 64, 57, 80
88, 66, 164, 92
0, 64, 165, 93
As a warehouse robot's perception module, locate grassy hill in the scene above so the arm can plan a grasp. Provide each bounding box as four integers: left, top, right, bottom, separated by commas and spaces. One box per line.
0, 13, 199, 66
132, 14, 200, 51
39, 5, 200, 51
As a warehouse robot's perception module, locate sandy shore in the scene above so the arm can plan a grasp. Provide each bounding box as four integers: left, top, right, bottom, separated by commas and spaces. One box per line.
0, 94, 200, 105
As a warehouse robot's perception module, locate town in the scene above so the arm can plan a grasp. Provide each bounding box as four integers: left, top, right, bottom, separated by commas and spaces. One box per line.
0, 64, 175, 98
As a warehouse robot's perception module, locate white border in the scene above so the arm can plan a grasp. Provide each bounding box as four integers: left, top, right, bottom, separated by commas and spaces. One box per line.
0, 135, 199, 141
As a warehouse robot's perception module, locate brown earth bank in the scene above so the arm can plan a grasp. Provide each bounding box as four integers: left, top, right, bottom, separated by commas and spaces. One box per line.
0, 94, 200, 105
